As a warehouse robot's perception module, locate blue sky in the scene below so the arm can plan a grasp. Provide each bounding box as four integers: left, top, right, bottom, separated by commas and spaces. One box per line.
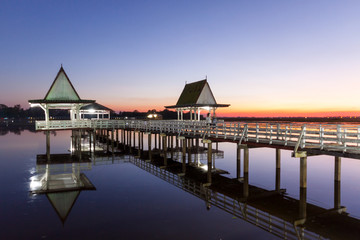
1, 0, 360, 116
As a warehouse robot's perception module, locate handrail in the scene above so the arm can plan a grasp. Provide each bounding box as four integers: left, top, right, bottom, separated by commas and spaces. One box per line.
35, 120, 360, 155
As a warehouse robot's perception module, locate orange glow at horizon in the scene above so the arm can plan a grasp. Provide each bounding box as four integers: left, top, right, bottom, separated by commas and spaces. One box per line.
106, 102, 360, 118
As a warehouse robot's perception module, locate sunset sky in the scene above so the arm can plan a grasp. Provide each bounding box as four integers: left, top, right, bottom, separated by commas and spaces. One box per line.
1, 1, 360, 117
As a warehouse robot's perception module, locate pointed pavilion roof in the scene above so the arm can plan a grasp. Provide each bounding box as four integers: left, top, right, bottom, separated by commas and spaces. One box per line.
46, 190, 80, 224
165, 79, 230, 109
29, 67, 95, 104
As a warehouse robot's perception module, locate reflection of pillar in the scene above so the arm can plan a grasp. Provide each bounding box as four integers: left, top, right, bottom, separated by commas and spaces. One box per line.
299, 186, 307, 220
203, 139, 212, 184
46, 131, 50, 161
236, 145, 241, 180
243, 173, 249, 198
129, 130, 132, 153
334, 156, 341, 209
276, 149, 281, 191
243, 146, 249, 198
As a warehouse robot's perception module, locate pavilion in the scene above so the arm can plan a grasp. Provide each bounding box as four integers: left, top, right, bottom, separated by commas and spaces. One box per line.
28, 66, 95, 122
165, 79, 230, 120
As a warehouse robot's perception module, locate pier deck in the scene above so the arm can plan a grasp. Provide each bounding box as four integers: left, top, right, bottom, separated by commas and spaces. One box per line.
35, 119, 360, 158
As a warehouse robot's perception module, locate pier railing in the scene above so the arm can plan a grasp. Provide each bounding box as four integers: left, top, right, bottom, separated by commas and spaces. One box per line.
36, 120, 360, 154
130, 156, 320, 240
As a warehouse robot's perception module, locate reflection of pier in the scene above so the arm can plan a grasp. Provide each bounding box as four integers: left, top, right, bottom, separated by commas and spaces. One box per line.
128, 155, 360, 240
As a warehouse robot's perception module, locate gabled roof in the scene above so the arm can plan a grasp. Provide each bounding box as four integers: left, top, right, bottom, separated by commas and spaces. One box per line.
29, 66, 95, 104
176, 80, 210, 105
165, 79, 229, 109
80, 102, 113, 112
45, 67, 81, 101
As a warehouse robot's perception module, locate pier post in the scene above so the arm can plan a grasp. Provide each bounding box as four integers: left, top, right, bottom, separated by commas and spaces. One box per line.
141, 132, 144, 151
148, 133, 152, 161
334, 156, 341, 209
154, 133, 157, 149
137, 131, 141, 157
93, 129, 96, 153
116, 129, 119, 148
133, 130, 136, 150
129, 130, 132, 153
170, 135, 174, 159
203, 139, 212, 185
276, 149, 281, 191
300, 156, 307, 188
161, 133, 167, 166
106, 130, 110, 153
188, 138, 192, 164
111, 129, 114, 154
46, 131, 50, 161
180, 137, 186, 173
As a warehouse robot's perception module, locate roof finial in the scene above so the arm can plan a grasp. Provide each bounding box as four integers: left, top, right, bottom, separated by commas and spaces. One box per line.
185, 81, 187, 85
61, 63, 63, 68
205, 75, 207, 80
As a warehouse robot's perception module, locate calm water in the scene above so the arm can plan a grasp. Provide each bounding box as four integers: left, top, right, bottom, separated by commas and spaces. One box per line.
1, 129, 360, 239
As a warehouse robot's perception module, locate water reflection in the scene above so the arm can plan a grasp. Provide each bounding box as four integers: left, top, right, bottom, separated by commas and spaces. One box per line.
30, 155, 96, 224
27, 130, 360, 239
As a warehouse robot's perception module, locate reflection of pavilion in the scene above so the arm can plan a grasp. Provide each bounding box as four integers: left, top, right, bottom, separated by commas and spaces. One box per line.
30, 158, 96, 224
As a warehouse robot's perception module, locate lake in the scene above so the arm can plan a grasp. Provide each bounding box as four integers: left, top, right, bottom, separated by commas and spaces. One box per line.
1, 129, 360, 239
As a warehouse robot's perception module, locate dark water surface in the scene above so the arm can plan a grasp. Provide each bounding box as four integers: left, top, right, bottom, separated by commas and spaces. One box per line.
1, 130, 360, 239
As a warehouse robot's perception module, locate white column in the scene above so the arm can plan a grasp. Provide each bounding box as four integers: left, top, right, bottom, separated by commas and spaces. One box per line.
198, 108, 201, 121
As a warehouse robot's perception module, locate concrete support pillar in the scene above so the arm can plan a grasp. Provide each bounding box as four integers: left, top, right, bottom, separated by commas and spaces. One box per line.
162, 133, 167, 166
334, 156, 341, 209
116, 129, 119, 148
300, 156, 307, 188
93, 129, 96, 153
106, 130, 110, 153
170, 135, 174, 159
181, 137, 186, 173
276, 149, 281, 191
243, 147, 249, 174
148, 133, 152, 161
138, 131, 141, 157
187, 138, 192, 164
154, 133, 157, 149
46, 131, 50, 161
111, 129, 114, 153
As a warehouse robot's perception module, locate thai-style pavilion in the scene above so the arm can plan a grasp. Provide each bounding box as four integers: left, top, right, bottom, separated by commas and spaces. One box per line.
165, 79, 230, 120
28, 66, 95, 122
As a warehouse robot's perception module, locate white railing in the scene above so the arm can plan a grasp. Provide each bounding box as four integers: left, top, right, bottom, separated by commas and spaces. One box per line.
35, 120, 360, 154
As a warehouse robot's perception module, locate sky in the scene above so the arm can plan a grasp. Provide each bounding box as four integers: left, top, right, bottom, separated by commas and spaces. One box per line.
1, 0, 360, 117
